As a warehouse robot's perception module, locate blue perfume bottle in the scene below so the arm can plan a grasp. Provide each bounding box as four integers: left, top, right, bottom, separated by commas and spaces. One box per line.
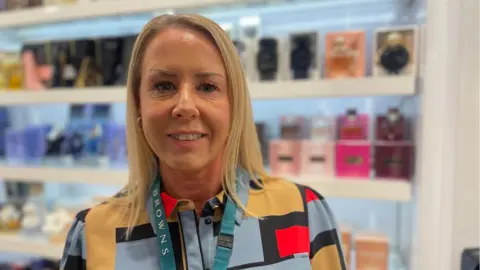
23, 125, 50, 165
5, 128, 25, 165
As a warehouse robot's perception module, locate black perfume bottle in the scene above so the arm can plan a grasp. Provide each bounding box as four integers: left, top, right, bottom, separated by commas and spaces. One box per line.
256, 38, 278, 81
98, 37, 124, 86
379, 32, 410, 74
115, 35, 137, 85
67, 131, 85, 159
45, 127, 67, 157
290, 34, 313, 80
51, 41, 77, 88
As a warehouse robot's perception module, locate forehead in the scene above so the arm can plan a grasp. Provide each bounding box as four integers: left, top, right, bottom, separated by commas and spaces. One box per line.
142, 26, 226, 74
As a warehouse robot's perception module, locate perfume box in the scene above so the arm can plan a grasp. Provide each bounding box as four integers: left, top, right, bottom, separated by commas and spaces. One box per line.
269, 140, 301, 176
287, 32, 320, 80
73, 39, 103, 87
98, 37, 124, 86
51, 41, 76, 88
355, 233, 389, 270
5, 128, 25, 165
23, 125, 50, 164
337, 109, 369, 140
255, 122, 268, 164
340, 227, 352, 269
376, 108, 408, 141
335, 140, 371, 178
324, 31, 366, 78
22, 43, 54, 90
253, 37, 288, 82
115, 35, 137, 85
233, 39, 247, 71
103, 123, 127, 166
280, 116, 308, 140
311, 115, 334, 141
374, 141, 414, 179
373, 26, 418, 76
299, 140, 334, 176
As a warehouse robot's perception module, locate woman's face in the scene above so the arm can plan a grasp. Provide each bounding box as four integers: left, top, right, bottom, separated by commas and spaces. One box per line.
139, 26, 230, 172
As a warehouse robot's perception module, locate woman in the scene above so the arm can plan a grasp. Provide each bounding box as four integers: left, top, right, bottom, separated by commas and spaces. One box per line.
61, 14, 346, 270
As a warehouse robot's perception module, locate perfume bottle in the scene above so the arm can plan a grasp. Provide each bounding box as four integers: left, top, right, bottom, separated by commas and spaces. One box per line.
280, 116, 307, 140
45, 125, 67, 157
376, 107, 407, 141
338, 109, 369, 140
115, 35, 137, 85
74, 39, 103, 88
6, 0, 29, 9
374, 28, 416, 76
374, 107, 414, 179
98, 37, 124, 86
233, 40, 246, 66
86, 124, 103, 155
3, 53, 23, 90
290, 33, 315, 80
255, 122, 268, 164
256, 37, 278, 81
379, 32, 410, 74
325, 31, 366, 78
51, 41, 77, 88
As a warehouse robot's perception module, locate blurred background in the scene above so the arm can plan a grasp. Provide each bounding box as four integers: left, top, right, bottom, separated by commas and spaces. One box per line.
0, 0, 478, 269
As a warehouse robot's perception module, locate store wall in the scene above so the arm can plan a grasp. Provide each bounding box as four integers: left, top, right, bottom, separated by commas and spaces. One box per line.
450, 0, 479, 267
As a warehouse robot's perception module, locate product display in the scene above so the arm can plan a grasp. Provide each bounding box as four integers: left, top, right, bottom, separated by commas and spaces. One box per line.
289, 32, 319, 80
42, 208, 74, 244
325, 31, 366, 78
374, 26, 417, 76
0, 204, 21, 231
256, 37, 279, 81
374, 108, 414, 179
355, 233, 390, 270
0, 52, 23, 90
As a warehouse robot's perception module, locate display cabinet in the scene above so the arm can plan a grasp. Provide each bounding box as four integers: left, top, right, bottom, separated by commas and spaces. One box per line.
0, 0, 477, 269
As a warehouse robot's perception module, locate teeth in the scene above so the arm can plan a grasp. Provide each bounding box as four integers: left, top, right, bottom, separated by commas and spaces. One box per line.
172, 134, 203, 141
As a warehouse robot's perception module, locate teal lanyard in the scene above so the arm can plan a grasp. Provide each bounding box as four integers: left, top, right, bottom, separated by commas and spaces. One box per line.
151, 176, 237, 270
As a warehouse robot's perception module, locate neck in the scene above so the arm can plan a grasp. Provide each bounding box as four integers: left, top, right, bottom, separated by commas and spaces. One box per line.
159, 161, 223, 215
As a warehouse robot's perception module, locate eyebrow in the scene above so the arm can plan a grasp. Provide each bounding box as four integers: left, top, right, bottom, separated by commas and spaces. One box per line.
148, 69, 225, 79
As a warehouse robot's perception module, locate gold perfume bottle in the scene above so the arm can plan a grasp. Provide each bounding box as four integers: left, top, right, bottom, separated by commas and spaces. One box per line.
75, 56, 103, 88
2, 53, 23, 90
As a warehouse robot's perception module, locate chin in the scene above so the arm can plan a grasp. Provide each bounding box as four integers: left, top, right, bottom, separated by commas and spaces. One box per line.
165, 157, 207, 172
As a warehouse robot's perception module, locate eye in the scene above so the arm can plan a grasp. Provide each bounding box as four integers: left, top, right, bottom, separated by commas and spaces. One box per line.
197, 83, 218, 92
154, 81, 176, 91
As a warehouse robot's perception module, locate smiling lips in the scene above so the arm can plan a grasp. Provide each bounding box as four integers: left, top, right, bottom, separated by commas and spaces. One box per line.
168, 133, 206, 141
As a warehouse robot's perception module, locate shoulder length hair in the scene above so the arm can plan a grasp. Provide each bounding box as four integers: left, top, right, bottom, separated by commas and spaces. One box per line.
114, 14, 266, 234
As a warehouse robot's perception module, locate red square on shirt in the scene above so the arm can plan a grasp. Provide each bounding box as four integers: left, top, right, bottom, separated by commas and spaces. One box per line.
275, 225, 310, 258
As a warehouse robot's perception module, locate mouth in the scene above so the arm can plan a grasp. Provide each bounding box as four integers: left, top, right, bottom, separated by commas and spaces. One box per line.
168, 133, 207, 141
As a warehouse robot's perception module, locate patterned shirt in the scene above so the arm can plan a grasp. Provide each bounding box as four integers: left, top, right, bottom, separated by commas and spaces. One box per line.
60, 173, 346, 270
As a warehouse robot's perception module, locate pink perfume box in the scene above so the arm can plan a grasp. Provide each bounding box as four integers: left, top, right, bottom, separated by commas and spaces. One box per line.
338, 113, 369, 140
335, 140, 371, 178
300, 140, 334, 176
269, 140, 301, 176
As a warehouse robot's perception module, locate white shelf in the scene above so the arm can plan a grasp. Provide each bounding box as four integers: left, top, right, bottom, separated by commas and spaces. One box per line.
0, 165, 412, 201
289, 176, 412, 202
0, 165, 128, 186
0, 76, 416, 105
0, 0, 252, 29
0, 233, 63, 260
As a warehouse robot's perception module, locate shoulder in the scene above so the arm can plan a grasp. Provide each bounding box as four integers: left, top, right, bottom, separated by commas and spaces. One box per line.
247, 175, 326, 217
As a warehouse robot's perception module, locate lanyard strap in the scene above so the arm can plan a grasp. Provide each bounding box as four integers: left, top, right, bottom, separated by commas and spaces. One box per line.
151, 176, 237, 270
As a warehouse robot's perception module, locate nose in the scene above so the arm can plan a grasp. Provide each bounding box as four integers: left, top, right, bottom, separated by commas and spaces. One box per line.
171, 84, 199, 120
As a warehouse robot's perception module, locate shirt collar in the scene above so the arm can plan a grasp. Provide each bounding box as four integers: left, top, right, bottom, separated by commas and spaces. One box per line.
146, 167, 251, 229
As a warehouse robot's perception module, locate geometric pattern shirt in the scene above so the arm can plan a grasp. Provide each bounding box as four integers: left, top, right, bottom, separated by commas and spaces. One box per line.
60, 173, 346, 270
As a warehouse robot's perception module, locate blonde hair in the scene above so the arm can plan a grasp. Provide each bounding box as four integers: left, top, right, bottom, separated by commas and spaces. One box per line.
114, 14, 267, 234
